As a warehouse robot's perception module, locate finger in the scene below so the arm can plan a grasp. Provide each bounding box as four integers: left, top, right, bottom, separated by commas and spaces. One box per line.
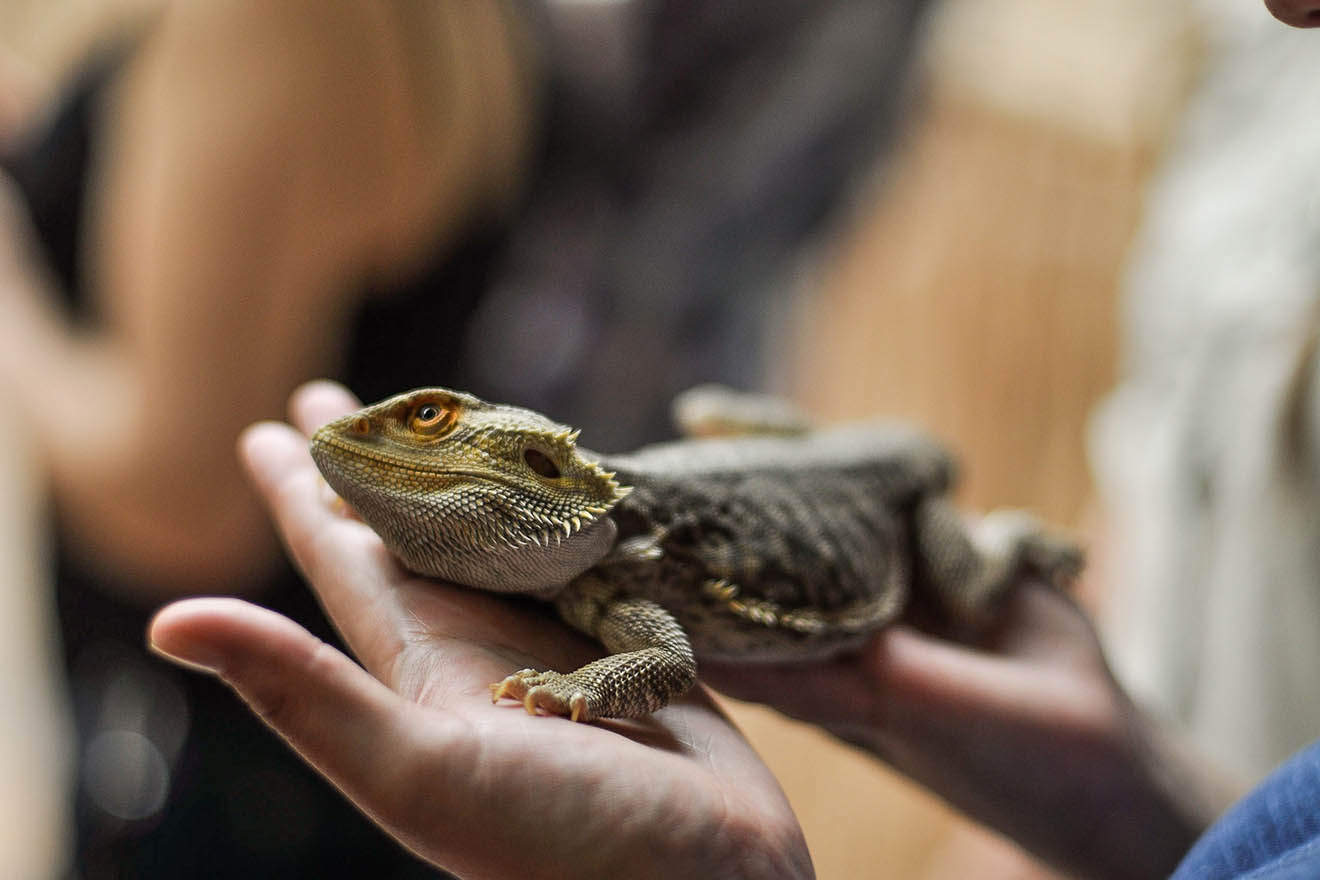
865, 625, 999, 700
865, 622, 1106, 730
148, 599, 454, 812
985, 580, 1100, 665
289, 380, 361, 436
238, 419, 409, 669
238, 418, 344, 548
701, 660, 877, 729
255, 382, 611, 677
237, 412, 562, 680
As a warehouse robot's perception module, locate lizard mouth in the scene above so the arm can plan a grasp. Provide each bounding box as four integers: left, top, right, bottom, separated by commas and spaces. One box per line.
311, 430, 532, 487
308, 427, 628, 546
311, 429, 614, 489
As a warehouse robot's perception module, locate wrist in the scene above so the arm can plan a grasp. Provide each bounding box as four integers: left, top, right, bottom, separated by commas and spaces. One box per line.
831, 683, 1226, 880
1037, 701, 1230, 880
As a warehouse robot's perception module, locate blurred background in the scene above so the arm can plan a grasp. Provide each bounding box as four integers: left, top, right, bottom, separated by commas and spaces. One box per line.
3, 0, 1318, 878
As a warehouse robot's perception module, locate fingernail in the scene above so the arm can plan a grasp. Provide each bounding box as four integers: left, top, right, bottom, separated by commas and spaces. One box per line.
147, 635, 225, 675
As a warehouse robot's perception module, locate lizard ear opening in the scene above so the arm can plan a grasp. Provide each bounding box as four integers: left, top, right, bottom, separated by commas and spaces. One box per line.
523, 448, 562, 479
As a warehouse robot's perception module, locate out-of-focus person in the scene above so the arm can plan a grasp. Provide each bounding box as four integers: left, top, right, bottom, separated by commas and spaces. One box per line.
0, 0, 930, 875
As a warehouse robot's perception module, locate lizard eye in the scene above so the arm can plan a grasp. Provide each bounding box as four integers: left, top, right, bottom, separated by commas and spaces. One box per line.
409, 402, 455, 436
523, 448, 562, 479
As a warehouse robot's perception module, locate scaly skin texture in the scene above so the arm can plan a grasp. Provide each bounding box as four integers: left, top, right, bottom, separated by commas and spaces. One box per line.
309, 386, 1082, 722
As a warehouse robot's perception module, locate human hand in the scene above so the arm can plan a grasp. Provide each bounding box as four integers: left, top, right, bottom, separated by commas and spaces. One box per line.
148, 381, 812, 880
702, 578, 1237, 880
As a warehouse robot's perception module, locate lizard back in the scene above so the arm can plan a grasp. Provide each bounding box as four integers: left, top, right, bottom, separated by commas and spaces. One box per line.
311, 386, 1081, 720
597, 425, 955, 659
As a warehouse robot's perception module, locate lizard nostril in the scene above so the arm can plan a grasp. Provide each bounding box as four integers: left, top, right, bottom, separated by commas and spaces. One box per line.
350, 416, 371, 436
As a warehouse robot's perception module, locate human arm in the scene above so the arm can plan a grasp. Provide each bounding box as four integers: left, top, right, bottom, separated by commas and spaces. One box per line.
148, 381, 811, 880
0, 0, 532, 595
0, 395, 69, 880
701, 579, 1245, 880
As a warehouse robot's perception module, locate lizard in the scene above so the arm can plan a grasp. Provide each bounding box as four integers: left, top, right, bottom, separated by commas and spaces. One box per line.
308, 384, 1082, 723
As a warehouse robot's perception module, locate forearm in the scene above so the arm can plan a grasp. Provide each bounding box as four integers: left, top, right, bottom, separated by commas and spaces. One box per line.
839, 685, 1241, 879
704, 583, 1246, 880
0, 5, 374, 592
0, 148, 313, 592
1005, 706, 1240, 880
0, 0, 536, 595
0, 311, 281, 593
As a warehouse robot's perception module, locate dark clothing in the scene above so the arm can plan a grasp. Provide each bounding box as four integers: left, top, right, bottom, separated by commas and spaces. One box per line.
5, 42, 472, 880
2, 2, 927, 876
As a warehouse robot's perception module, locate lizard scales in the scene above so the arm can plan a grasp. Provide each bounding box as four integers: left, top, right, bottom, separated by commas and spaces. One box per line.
310, 386, 1081, 722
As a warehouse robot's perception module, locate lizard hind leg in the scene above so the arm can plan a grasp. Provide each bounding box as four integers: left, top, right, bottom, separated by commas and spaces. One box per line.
670, 384, 812, 438
914, 499, 1083, 625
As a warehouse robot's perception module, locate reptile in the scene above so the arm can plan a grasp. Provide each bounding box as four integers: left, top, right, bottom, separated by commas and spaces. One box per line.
309, 385, 1082, 723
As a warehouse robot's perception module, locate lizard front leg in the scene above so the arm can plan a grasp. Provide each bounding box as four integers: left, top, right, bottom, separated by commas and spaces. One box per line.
490, 575, 696, 722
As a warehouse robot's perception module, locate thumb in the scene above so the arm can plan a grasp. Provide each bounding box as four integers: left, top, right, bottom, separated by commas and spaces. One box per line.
148, 598, 427, 818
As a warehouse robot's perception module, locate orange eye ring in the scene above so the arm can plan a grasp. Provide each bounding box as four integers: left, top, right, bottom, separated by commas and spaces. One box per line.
409, 402, 456, 436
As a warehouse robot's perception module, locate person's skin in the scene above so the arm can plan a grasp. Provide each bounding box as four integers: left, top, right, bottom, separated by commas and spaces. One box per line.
702, 595, 1242, 879
0, 0, 533, 598
150, 381, 812, 880
143, 3, 1320, 877
1265, 0, 1320, 27
150, 381, 1242, 880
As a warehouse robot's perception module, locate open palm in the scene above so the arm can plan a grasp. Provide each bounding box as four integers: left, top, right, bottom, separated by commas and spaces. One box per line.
149, 381, 811, 880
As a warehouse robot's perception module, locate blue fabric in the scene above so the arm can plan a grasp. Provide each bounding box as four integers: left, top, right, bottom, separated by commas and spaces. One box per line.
1172, 740, 1320, 879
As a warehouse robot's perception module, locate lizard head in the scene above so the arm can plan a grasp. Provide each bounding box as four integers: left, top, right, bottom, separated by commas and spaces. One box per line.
308, 387, 629, 593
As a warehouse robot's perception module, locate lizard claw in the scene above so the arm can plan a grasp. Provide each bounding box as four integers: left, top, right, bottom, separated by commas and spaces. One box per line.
489, 669, 538, 703
490, 669, 596, 722
522, 686, 591, 722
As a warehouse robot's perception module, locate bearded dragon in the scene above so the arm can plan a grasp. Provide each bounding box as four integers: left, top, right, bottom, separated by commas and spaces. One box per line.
309, 385, 1081, 722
